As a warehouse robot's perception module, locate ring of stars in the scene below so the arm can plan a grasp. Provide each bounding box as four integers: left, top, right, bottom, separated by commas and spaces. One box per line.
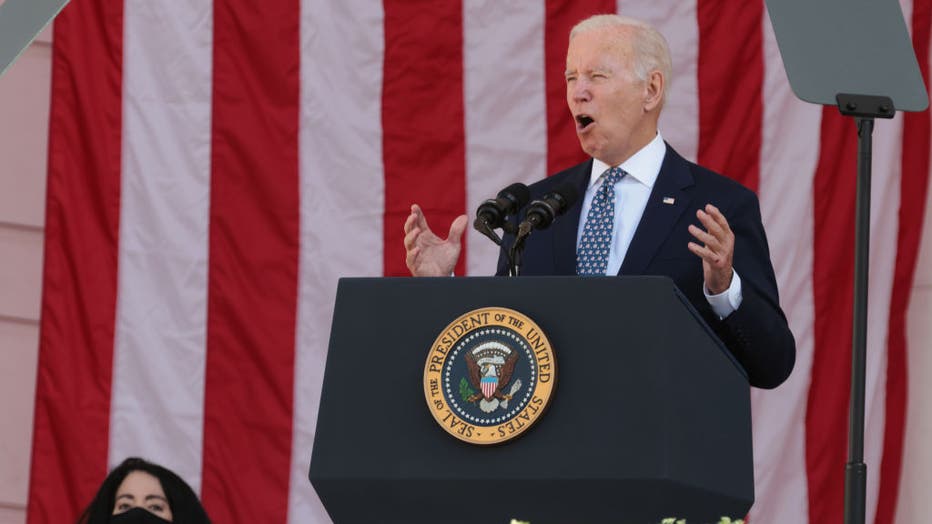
443, 327, 536, 426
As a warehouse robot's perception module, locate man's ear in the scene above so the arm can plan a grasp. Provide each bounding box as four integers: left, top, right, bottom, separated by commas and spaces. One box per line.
643, 70, 664, 111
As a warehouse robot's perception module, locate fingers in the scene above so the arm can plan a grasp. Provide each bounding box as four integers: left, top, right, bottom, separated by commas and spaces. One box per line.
688, 204, 735, 294
687, 241, 725, 265
447, 214, 469, 243
405, 245, 420, 273
696, 204, 728, 237
402, 206, 465, 277
690, 205, 731, 242
403, 225, 421, 251
403, 210, 417, 235
687, 224, 718, 250
688, 204, 734, 266
404, 204, 426, 235
405, 210, 467, 249
404, 204, 429, 251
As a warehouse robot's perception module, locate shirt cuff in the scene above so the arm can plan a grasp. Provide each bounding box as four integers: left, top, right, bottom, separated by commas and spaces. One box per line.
704, 269, 743, 319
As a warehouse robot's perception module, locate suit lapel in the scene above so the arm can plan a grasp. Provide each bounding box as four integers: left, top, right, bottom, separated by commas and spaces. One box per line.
551, 160, 592, 275
619, 145, 694, 275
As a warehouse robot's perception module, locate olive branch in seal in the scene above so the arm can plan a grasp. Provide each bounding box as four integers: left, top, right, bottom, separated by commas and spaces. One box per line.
458, 377, 475, 402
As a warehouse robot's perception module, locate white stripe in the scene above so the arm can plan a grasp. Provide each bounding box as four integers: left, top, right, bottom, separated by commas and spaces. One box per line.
899, 126, 932, 523
110, 0, 213, 492
898, 10, 932, 518
462, 0, 547, 276
619, 0, 700, 162
289, 0, 386, 522
748, 12, 820, 523
898, 7, 932, 520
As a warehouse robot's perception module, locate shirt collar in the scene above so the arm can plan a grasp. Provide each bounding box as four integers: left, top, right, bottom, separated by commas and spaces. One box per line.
588, 132, 666, 189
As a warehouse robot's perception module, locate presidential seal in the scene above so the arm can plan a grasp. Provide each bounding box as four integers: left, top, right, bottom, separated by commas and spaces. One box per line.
423, 307, 556, 445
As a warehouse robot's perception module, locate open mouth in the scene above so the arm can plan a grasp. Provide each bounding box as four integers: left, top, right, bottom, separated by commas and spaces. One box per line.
575, 114, 595, 131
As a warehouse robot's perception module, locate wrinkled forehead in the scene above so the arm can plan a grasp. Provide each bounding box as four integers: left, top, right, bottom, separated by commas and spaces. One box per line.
565, 26, 635, 70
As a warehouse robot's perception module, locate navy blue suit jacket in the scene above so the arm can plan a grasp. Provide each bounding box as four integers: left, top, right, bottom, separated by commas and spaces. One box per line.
496, 145, 795, 388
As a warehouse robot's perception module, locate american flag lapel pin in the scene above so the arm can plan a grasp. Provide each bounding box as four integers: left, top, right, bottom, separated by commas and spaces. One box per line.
662, 197, 675, 205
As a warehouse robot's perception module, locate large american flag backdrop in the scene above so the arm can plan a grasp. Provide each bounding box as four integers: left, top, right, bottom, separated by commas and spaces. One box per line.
27, 0, 932, 523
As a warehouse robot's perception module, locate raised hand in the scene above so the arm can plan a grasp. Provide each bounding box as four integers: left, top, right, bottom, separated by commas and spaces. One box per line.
403, 204, 468, 276
687, 204, 735, 295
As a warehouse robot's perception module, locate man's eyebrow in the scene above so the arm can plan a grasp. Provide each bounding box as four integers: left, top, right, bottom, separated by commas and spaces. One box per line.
144, 495, 168, 502
565, 67, 611, 76
115, 494, 135, 501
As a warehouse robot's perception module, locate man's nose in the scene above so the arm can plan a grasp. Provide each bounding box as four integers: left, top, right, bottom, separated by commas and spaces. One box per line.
571, 81, 591, 102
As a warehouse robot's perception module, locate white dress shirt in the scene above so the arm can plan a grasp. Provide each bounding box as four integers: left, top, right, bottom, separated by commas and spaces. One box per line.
575, 132, 742, 318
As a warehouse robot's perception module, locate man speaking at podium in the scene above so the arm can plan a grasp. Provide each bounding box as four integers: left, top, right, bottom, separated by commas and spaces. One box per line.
403, 14, 795, 389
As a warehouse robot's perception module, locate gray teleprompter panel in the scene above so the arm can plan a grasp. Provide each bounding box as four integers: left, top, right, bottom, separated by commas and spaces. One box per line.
766, 0, 927, 111
0, 0, 69, 78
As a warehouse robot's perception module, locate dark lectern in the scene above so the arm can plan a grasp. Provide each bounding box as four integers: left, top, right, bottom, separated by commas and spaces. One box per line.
310, 276, 752, 524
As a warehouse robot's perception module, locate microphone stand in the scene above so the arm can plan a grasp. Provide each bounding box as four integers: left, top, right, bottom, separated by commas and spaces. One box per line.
507, 222, 533, 276
474, 217, 521, 276
505, 189, 576, 277
473, 217, 503, 247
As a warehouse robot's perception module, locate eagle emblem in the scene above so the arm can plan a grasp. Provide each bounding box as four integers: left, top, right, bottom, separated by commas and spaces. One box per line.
423, 307, 556, 445
464, 342, 523, 413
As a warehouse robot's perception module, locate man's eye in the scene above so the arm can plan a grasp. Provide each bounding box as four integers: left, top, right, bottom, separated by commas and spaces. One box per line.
116, 503, 131, 512
148, 504, 165, 513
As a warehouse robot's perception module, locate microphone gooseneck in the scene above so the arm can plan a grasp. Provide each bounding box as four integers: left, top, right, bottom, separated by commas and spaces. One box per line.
508, 185, 579, 276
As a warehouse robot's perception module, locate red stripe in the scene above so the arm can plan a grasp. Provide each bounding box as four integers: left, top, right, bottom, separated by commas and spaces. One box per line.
875, 1, 932, 521
27, 0, 124, 521
382, 0, 467, 276
200, 0, 300, 521
544, 0, 614, 175
807, 108, 857, 524
696, 0, 763, 192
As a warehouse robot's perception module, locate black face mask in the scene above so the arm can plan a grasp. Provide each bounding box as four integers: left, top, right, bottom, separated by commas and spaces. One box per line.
110, 507, 172, 524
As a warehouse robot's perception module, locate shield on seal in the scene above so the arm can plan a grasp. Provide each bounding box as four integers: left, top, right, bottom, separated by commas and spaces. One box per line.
480, 375, 498, 399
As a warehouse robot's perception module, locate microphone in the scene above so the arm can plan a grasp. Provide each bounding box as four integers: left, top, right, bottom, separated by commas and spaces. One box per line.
473, 183, 530, 248
474, 183, 531, 231
520, 185, 579, 232
507, 185, 579, 276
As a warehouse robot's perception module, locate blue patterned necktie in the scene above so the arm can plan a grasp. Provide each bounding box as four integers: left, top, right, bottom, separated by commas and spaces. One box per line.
576, 167, 625, 275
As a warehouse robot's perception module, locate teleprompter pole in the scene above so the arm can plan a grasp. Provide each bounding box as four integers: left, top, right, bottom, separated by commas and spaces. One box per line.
844, 116, 871, 524
836, 94, 894, 524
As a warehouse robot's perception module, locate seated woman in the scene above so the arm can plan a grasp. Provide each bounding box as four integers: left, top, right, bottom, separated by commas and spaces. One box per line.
77, 457, 211, 524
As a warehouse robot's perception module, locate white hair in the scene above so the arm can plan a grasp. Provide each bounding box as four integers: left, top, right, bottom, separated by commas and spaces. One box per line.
569, 14, 673, 102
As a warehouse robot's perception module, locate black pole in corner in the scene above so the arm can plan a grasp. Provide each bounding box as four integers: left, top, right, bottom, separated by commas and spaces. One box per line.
835, 93, 894, 524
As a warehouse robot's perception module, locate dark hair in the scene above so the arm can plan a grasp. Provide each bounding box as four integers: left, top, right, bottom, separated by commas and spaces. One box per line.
77, 457, 211, 524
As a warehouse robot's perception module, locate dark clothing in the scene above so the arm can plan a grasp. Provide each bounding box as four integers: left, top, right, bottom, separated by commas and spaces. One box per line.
497, 145, 796, 389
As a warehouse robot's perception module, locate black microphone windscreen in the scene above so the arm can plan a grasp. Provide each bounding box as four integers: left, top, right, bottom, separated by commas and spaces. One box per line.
498, 183, 531, 212
552, 184, 579, 214
475, 182, 532, 233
